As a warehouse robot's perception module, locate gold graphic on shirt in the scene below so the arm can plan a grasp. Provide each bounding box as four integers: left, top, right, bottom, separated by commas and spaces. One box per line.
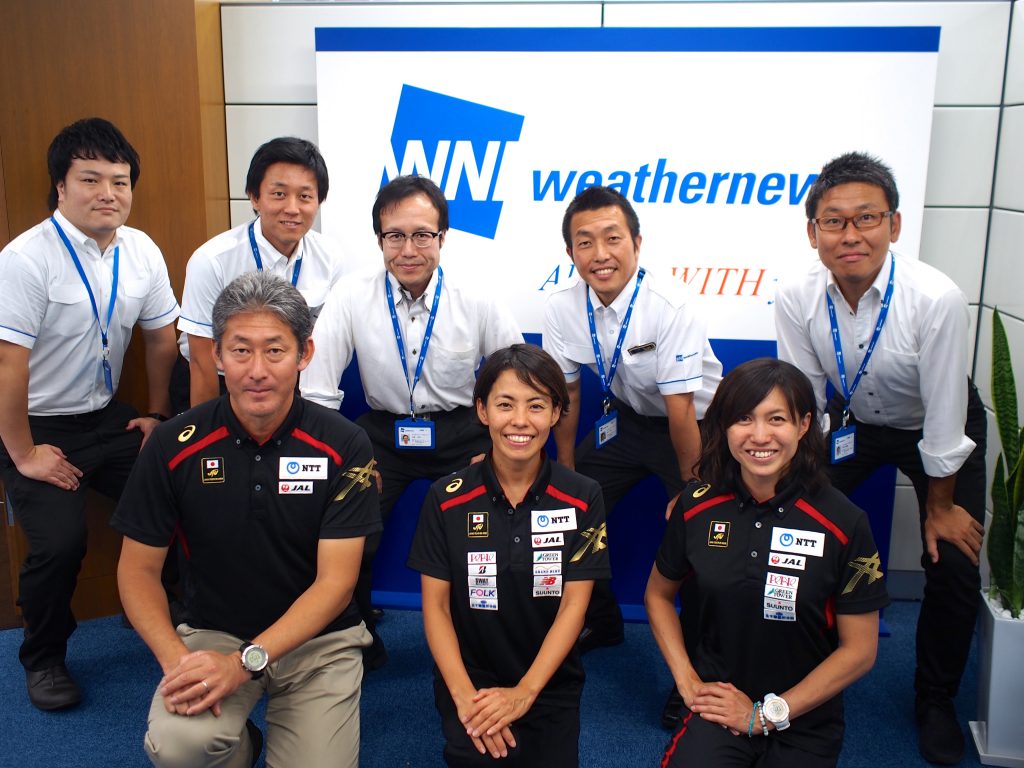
570, 523, 608, 563
178, 424, 196, 442
708, 520, 730, 548
201, 457, 224, 484
692, 483, 711, 498
446, 478, 464, 493
843, 552, 884, 595
334, 459, 377, 502
467, 512, 489, 538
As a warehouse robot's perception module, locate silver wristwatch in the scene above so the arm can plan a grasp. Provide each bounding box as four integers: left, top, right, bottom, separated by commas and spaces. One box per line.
239, 641, 269, 679
762, 693, 791, 731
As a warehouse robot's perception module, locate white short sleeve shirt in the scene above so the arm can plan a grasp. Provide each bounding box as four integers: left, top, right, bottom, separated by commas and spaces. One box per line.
0, 210, 180, 415
543, 268, 722, 419
177, 218, 344, 359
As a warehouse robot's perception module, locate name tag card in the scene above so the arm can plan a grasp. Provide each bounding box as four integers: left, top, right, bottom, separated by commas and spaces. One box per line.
395, 418, 435, 450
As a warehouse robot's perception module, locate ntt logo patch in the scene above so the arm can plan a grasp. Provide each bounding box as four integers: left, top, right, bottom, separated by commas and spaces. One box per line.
383, 85, 524, 239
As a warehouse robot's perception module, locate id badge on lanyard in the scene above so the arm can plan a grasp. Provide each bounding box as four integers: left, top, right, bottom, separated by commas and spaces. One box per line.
595, 400, 619, 449
394, 418, 436, 450
386, 268, 443, 450
51, 217, 119, 393
826, 254, 894, 464
588, 269, 644, 449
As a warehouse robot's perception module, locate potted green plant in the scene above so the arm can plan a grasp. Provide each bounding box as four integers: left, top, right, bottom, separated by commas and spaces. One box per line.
970, 309, 1024, 767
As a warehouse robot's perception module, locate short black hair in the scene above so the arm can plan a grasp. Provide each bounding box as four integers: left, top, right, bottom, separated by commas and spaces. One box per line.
698, 358, 826, 494
371, 175, 448, 235
245, 137, 329, 203
473, 344, 570, 417
561, 186, 640, 249
47, 117, 141, 211
804, 151, 899, 220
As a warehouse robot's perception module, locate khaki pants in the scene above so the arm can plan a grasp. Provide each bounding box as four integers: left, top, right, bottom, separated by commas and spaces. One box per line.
144, 622, 371, 768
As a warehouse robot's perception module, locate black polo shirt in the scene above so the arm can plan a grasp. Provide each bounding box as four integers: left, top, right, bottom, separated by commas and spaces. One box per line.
113, 395, 381, 640
656, 478, 889, 758
408, 455, 610, 707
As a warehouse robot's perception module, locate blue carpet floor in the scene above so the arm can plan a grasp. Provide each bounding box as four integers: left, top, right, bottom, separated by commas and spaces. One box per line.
0, 600, 984, 767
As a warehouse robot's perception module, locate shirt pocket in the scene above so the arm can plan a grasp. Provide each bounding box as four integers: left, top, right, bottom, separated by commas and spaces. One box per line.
119, 278, 150, 329
45, 282, 93, 340
429, 341, 479, 393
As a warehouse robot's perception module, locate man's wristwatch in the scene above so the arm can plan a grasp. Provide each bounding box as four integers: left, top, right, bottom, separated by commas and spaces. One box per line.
762, 693, 791, 731
238, 641, 269, 679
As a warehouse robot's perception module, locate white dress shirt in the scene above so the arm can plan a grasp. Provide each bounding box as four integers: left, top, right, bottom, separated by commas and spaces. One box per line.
543, 268, 722, 419
177, 217, 344, 359
300, 267, 523, 414
775, 252, 975, 478
0, 210, 180, 415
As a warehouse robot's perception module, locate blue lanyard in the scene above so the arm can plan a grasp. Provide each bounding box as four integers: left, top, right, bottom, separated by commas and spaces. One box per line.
51, 217, 120, 392
826, 254, 895, 422
385, 267, 443, 417
586, 267, 645, 407
248, 221, 302, 287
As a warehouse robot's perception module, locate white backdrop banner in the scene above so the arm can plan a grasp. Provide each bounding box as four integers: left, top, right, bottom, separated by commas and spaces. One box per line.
315, 27, 939, 348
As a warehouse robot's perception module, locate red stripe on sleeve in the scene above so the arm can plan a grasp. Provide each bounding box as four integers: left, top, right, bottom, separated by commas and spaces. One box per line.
440, 484, 487, 511
545, 484, 589, 512
291, 428, 343, 466
683, 493, 736, 522
167, 426, 230, 471
794, 498, 849, 546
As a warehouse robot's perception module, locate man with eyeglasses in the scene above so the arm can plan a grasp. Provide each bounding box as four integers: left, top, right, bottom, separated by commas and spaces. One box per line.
775, 152, 985, 766
301, 175, 522, 668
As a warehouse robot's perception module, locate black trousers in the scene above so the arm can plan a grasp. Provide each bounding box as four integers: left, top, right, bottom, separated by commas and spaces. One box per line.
434, 677, 580, 768
574, 401, 688, 633
826, 381, 986, 700
355, 407, 491, 628
662, 708, 838, 768
0, 400, 142, 671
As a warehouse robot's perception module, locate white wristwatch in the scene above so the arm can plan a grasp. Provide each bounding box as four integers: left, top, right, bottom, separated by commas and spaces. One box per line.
762, 693, 791, 731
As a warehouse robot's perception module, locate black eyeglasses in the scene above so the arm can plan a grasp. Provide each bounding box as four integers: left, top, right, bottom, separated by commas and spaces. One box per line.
811, 211, 893, 232
381, 231, 441, 248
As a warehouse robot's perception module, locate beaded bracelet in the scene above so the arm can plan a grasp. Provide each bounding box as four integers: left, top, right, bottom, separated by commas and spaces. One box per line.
748, 702, 762, 738
759, 702, 768, 735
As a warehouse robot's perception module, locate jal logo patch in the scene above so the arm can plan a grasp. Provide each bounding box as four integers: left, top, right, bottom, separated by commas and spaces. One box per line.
532, 533, 564, 548
467, 512, 489, 539
532, 508, 577, 533
279, 457, 328, 480
708, 520, 730, 548
279, 481, 313, 495
770, 527, 825, 557
201, 457, 224, 484
768, 552, 806, 571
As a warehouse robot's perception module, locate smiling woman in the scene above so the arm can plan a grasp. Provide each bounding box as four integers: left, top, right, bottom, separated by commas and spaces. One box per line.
407, 344, 611, 767
646, 358, 890, 768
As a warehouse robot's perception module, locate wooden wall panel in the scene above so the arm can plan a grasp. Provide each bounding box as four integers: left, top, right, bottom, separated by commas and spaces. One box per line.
0, 0, 227, 628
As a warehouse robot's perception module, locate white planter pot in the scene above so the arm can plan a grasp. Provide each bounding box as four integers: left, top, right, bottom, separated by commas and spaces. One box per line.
970, 593, 1024, 767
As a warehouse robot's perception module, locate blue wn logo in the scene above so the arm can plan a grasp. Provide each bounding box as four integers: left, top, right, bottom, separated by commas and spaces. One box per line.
384, 85, 524, 240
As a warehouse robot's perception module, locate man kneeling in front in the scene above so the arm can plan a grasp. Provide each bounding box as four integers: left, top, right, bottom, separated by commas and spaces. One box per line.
113, 271, 380, 768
